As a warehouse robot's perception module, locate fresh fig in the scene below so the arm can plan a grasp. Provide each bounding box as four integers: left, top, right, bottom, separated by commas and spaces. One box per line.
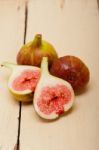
50, 55, 90, 91
33, 57, 75, 120
17, 34, 58, 67
1, 62, 40, 102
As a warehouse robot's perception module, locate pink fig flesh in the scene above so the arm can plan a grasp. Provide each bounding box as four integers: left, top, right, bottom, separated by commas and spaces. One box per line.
37, 84, 71, 115
12, 70, 40, 92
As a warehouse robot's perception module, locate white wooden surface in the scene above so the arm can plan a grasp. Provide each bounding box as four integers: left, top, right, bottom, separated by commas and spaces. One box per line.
0, 0, 99, 150
0, 0, 25, 149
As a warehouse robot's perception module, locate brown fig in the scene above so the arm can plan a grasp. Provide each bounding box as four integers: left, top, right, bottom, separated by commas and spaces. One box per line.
50, 55, 90, 91
17, 34, 58, 67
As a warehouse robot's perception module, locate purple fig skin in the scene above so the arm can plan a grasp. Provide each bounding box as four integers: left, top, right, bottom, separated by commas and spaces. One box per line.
50, 55, 90, 91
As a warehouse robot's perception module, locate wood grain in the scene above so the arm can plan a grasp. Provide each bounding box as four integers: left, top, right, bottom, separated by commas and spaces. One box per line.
20, 0, 99, 150
0, 1, 25, 149
0, 0, 99, 150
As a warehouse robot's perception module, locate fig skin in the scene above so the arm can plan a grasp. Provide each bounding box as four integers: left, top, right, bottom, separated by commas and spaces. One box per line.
50, 55, 90, 91
17, 34, 58, 67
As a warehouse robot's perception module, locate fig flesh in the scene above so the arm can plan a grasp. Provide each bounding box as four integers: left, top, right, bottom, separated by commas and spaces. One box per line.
34, 57, 75, 120
50, 55, 90, 91
17, 34, 58, 67
1, 62, 40, 102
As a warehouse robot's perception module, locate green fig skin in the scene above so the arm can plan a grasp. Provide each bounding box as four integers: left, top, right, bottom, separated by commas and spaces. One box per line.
17, 34, 58, 67
9, 89, 33, 102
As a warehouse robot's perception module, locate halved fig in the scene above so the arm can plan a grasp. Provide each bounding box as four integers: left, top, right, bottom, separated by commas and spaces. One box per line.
34, 57, 75, 120
1, 62, 40, 102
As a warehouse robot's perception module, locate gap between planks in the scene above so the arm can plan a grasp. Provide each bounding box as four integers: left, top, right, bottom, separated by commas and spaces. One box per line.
97, 0, 99, 9
15, 1, 28, 150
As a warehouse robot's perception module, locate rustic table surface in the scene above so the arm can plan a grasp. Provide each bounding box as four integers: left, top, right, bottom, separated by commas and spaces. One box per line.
0, 0, 99, 150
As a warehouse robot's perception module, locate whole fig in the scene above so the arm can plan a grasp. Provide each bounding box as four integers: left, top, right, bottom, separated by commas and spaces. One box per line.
50, 55, 90, 91
17, 34, 58, 67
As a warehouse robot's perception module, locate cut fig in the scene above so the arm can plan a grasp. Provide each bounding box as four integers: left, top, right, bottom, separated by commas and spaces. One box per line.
1, 62, 40, 102
34, 57, 75, 120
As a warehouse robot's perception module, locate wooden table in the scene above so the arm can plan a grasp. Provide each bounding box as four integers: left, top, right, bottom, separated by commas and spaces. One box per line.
0, 0, 99, 150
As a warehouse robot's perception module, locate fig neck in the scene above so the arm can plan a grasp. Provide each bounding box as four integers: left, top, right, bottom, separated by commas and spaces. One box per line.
1, 62, 17, 70
41, 57, 49, 76
32, 34, 42, 48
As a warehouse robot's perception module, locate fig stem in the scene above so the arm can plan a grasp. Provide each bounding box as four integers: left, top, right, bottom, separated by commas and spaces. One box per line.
41, 57, 49, 75
32, 34, 42, 48
1, 62, 17, 70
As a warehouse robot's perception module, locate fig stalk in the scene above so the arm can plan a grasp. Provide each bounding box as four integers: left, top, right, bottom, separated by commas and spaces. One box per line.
1, 62, 17, 70
32, 34, 42, 48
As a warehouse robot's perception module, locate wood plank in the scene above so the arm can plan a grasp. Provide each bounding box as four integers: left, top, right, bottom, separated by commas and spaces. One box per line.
0, 0, 25, 149
20, 0, 99, 150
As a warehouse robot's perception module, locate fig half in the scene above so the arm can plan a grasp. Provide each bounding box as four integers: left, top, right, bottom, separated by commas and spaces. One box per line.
34, 57, 75, 120
1, 62, 40, 102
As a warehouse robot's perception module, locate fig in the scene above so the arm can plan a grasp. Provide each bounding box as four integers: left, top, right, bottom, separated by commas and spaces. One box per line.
50, 55, 90, 91
1, 62, 40, 102
33, 57, 75, 120
17, 34, 58, 67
